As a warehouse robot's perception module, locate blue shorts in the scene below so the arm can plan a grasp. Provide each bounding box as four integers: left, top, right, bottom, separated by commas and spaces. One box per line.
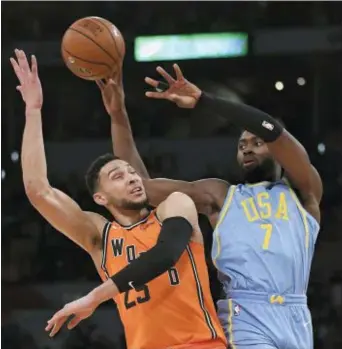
217, 290, 313, 349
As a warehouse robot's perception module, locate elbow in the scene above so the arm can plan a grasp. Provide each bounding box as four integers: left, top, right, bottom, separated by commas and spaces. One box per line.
24, 179, 51, 204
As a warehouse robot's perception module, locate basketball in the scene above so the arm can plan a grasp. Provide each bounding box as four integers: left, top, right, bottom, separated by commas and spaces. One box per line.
61, 17, 125, 80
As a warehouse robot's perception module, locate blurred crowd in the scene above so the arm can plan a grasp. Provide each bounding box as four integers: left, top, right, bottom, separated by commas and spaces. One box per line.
2, 2, 342, 349
2, 2, 341, 43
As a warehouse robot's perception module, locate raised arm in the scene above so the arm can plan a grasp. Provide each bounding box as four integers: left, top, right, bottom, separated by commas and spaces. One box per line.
145, 64, 323, 222
11, 49, 103, 253
46, 192, 200, 336
96, 75, 150, 178
95, 75, 229, 214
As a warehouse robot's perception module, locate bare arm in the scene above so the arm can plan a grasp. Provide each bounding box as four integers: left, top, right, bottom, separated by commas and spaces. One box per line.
156, 191, 203, 243
12, 50, 102, 253
143, 177, 229, 216
95, 77, 232, 215
96, 78, 150, 178
267, 131, 322, 219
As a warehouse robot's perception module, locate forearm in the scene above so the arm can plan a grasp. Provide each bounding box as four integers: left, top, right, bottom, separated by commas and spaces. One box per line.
86, 241, 184, 307
22, 108, 49, 192
109, 107, 150, 178
87, 278, 120, 306
197, 93, 283, 142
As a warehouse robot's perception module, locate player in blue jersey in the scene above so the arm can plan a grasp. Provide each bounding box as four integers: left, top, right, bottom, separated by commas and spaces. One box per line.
140, 65, 322, 349
56, 65, 322, 349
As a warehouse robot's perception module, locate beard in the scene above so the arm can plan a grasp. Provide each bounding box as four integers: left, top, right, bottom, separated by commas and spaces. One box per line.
241, 157, 277, 184
119, 197, 149, 210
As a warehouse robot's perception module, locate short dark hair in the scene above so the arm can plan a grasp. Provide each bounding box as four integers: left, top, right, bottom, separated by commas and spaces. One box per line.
85, 153, 120, 195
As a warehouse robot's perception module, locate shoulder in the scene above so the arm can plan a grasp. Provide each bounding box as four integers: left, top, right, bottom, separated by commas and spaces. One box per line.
156, 192, 203, 244
156, 192, 196, 220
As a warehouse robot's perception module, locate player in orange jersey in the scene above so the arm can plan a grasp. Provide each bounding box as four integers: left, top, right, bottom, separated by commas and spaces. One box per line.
11, 49, 226, 349
46, 184, 226, 349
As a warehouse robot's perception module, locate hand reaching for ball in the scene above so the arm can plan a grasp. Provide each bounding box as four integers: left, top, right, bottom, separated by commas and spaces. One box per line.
96, 72, 125, 116
10, 49, 43, 111
144, 64, 202, 109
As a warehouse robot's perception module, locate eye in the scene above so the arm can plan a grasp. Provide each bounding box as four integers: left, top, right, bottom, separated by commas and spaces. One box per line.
111, 173, 123, 180
256, 140, 264, 147
239, 144, 246, 150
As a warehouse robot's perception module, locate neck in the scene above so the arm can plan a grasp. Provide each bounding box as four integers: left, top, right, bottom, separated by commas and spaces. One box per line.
108, 206, 150, 227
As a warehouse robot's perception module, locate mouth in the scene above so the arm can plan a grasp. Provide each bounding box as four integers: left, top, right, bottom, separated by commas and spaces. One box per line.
242, 158, 257, 168
130, 186, 144, 196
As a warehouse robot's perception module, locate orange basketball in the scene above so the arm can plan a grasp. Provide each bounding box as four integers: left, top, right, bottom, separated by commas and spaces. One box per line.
61, 17, 125, 80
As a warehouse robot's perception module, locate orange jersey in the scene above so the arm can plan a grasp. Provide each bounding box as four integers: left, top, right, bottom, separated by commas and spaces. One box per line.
100, 210, 226, 349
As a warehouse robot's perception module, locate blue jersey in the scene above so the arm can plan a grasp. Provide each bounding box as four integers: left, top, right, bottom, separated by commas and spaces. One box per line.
212, 180, 320, 295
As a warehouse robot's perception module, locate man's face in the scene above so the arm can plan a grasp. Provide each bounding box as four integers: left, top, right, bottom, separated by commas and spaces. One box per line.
94, 159, 148, 209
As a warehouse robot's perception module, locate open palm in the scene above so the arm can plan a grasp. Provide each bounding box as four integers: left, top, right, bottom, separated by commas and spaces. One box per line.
10, 49, 43, 110
144, 64, 202, 109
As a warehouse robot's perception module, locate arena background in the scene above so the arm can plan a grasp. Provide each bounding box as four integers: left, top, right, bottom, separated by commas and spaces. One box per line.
1, 2, 342, 349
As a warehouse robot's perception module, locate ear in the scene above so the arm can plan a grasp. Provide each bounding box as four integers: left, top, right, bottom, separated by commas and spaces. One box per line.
93, 192, 108, 206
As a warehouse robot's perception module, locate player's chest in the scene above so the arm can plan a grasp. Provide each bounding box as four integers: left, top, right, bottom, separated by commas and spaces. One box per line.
232, 186, 297, 224
105, 223, 160, 267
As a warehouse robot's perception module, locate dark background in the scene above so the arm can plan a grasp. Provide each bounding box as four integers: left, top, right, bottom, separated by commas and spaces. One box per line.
2, 2, 342, 349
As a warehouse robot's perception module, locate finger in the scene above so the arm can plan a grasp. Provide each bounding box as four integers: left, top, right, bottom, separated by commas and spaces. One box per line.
156, 66, 175, 85
67, 315, 83, 330
17, 50, 31, 73
45, 321, 54, 332
48, 306, 70, 324
145, 91, 167, 99
14, 49, 21, 62
173, 64, 184, 80
95, 80, 105, 90
31, 55, 38, 76
108, 78, 117, 85
144, 77, 159, 88
168, 94, 183, 104
49, 317, 68, 337
155, 81, 169, 92
104, 78, 117, 88
10, 58, 23, 83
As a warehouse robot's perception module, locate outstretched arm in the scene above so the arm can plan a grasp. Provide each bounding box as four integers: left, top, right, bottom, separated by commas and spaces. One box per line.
143, 177, 229, 215
96, 75, 229, 213
96, 76, 150, 178
145, 64, 323, 222
11, 50, 103, 253
46, 192, 200, 336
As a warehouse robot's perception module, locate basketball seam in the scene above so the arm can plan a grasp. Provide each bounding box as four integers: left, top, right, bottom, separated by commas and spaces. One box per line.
89, 17, 122, 64
67, 27, 117, 64
62, 46, 111, 78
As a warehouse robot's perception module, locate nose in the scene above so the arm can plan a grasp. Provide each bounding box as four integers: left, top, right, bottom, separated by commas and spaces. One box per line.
127, 172, 138, 185
243, 147, 254, 156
